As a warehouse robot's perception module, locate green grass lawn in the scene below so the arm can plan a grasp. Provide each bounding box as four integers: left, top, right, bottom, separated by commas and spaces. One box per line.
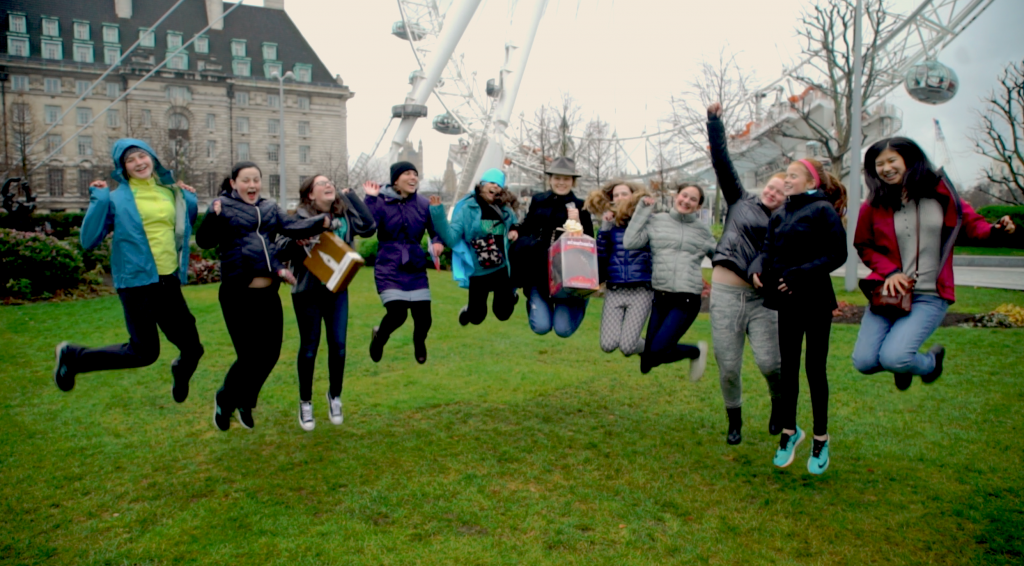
954, 246, 1024, 257
2, 271, 1023, 565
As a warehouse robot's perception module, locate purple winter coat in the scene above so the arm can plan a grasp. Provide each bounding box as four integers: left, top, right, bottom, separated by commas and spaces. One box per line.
365, 186, 442, 293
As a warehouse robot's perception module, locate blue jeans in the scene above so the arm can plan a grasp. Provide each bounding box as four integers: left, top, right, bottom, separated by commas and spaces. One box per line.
526, 287, 587, 338
852, 294, 950, 376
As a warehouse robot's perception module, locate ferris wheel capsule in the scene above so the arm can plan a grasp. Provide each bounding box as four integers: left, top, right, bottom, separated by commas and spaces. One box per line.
904, 60, 959, 105
432, 113, 465, 135
392, 20, 427, 41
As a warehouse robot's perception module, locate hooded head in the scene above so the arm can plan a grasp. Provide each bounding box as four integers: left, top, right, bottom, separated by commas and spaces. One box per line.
110, 138, 175, 188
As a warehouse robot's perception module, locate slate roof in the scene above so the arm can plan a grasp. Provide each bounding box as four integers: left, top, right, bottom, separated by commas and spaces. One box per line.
2, 0, 340, 87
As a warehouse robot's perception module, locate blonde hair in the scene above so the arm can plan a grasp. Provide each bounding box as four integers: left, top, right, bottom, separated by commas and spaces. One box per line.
584, 179, 648, 227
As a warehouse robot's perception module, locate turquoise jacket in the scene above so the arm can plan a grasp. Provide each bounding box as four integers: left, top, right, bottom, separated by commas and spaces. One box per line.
429, 194, 516, 288
80, 139, 198, 289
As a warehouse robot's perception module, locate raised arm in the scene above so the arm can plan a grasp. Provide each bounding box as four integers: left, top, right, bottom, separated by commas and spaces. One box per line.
707, 105, 747, 206
195, 199, 227, 249
342, 190, 377, 238
80, 183, 114, 250
428, 202, 463, 249
623, 198, 655, 250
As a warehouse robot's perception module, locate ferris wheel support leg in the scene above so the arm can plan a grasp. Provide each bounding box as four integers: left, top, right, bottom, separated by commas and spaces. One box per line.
387, 0, 484, 164
845, 0, 865, 292
467, 0, 549, 190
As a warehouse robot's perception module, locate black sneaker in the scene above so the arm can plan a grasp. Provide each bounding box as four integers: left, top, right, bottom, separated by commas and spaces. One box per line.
921, 345, 945, 384
414, 340, 427, 364
458, 306, 470, 326
170, 357, 190, 403
237, 408, 254, 430
369, 326, 383, 363
53, 342, 76, 392
726, 407, 742, 446
213, 394, 231, 432
640, 354, 652, 375
894, 372, 912, 391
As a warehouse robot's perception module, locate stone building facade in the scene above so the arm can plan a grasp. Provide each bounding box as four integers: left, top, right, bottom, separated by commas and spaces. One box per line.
1, 0, 353, 211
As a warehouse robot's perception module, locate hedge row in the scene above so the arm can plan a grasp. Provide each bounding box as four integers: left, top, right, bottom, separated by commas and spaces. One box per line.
976, 205, 1024, 248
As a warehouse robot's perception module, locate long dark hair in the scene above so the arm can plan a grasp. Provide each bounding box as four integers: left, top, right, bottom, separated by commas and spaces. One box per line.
297, 173, 348, 217
864, 137, 940, 210
220, 161, 262, 196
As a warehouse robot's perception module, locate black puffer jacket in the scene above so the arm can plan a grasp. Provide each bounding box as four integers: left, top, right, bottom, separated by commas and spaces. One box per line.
748, 191, 847, 312
511, 190, 594, 288
708, 114, 774, 280
196, 191, 327, 285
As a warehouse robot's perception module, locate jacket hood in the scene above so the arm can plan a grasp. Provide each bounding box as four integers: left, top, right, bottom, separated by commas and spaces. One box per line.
110, 139, 175, 189
381, 185, 410, 201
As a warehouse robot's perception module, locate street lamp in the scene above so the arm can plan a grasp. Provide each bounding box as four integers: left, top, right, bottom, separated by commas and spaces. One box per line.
271, 70, 295, 207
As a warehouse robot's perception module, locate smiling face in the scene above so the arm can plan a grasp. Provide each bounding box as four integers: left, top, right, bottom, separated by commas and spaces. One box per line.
760, 177, 786, 210
611, 184, 632, 205
309, 176, 336, 212
478, 182, 502, 204
549, 174, 575, 196
395, 170, 418, 196
124, 151, 154, 180
231, 167, 262, 204
875, 148, 907, 187
674, 186, 703, 214
784, 162, 815, 196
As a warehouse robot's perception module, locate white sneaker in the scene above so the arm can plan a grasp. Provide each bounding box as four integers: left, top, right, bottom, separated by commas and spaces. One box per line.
326, 391, 344, 425
689, 341, 708, 382
298, 401, 315, 431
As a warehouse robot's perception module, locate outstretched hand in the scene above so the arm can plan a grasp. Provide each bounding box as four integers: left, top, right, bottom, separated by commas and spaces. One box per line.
428, 195, 442, 206
363, 181, 380, 197
212, 199, 222, 216
89, 180, 108, 189
176, 181, 196, 194
508, 229, 518, 242
642, 196, 656, 207
995, 215, 1016, 234
602, 211, 615, 222
707, 102, 723, 118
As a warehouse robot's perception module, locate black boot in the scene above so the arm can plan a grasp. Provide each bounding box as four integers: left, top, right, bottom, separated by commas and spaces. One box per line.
768, 399, 782, 436
727, 407, 742, 445
921, 344, 945, 384
894, 372, 912, 391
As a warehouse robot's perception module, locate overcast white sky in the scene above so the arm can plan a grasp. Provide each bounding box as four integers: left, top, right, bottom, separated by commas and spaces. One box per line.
267, 0, 1023, 188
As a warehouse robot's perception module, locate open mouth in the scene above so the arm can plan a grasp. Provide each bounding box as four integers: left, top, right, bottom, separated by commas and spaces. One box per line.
882, 172, 900, 183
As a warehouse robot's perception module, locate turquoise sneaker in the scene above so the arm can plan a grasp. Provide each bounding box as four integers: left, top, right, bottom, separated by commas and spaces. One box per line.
808, 437, 830, 475
773, 426, 805, 468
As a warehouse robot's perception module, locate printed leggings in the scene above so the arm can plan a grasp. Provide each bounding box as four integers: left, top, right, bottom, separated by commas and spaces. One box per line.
600, 286, 653, 356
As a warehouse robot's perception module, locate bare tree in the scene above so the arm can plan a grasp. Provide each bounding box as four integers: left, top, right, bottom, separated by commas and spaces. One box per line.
313, 142, 350, 187
578, 117, 617, 191
7, 97, 41, 181
972, 60, 1024, 204
348, 155, 389, 192
770, 0, 902, 175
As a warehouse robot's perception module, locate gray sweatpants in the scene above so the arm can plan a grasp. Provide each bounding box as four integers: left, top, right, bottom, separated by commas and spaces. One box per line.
600, 286, 653, 356
710, 281, 782, 409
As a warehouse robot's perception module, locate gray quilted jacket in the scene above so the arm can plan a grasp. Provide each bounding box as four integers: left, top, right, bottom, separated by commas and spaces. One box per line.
623, 201, 716, 294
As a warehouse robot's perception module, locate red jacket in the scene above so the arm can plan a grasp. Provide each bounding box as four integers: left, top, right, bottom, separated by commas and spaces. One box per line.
854, 175, 992, 303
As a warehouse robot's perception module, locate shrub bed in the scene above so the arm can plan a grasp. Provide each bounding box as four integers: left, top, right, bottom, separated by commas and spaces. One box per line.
977, 205, 1024, 248
0, 229, 84, 298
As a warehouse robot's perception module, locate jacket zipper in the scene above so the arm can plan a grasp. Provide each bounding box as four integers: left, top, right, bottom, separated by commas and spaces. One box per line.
256, 205, 272, 272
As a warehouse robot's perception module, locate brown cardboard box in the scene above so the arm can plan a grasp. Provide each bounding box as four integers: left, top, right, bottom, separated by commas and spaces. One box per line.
302, 231, 365, 293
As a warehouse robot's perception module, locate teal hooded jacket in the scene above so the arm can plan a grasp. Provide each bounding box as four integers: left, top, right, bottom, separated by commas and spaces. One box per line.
80, 139, 198, 289
430, 194, 516, 287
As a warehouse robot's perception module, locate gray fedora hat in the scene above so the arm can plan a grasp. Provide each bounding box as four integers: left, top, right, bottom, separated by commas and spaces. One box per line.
545, 156, 581, 177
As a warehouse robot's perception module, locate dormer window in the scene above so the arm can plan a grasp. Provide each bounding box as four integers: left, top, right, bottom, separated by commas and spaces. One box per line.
231, 39, 246, 57
232, 59, 251, 77
293, 64, 312, 83
42, 40, 63, 60
9, 14, 27, 33
262, 42, 277, 60
42, 18, 60, 37
73, 43, 94, 63
139, 28, 155, 48
195, 36, 209, 53
7, 37, 29, 57
74, 22, 90, 40
167, 31, 183, 49
102, 25, 119, 43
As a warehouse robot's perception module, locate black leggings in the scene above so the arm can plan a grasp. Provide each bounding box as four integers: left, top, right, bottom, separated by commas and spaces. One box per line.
778, 308, 832, 436
217, 282, 283, 410
293, 287, 349, 402
643, 291, 701, 368
376, 300, 432, 347
464, 269, 516, 325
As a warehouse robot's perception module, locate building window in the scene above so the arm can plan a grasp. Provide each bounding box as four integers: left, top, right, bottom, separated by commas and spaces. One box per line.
106, 82, 121, 98
46, 135, 63, 154
76, 80, 93, 96
299, 146, 310, 164
44, 105, 61, 124
267, 118, 280, 135
297, 96, 310, 110
232, 59, 251, 77
298, 121, 310, 136
168, 113, 189, 131
107, 109, 120, 127
141, 109, 152, 127
12, 75, 30, 92
74, 43, 94, 63
139, 29, 155, 48
206, 114, 216, 129
264, 62, 282, 79
268, 174, 280, 199
206, 140, 216, 159
167, 52, 188, 70
42, 18, 60, 37
166, 85, 191, 101
262, 43, 277, 60
231, 39, 246, 57
74, 22, 90, 40
48, 169, 65, 197
298, 175, 309, 187
77, 108, 93, 126
267, 144, 279, 162
79, 169, 94, 196
12, 103, 30, 122
78, 136, 93, 156
235, 91, 249, 106
167, 32, 183, 49
7, 37, 30, 57
195, 36, 209, 54
206, 172, 218, 196
293, 64, 312, 83
103, 25, 119, 43
236, 117, 249, 134
9, 14, 27, 33
42, 40, 63, 60
237, 143, 250, 161
45, 78, 61, 94
267, 94, 280, 108
104, 46, 121, 65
